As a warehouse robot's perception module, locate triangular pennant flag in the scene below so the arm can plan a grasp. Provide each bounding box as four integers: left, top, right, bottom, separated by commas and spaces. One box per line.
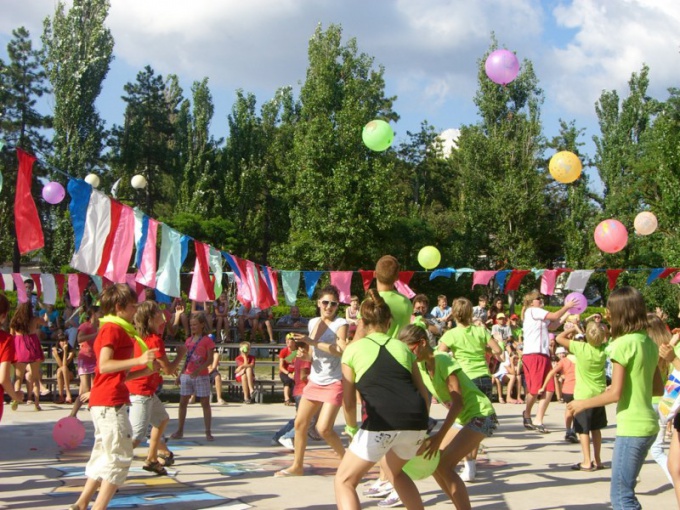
647, 268, 665, 285
540, 269, 571, 296
330, 271, 353, 304
304, 271, 324, 299
30, 274, 42, 299
495, 270, 511, 293
189, 241, 214, 302
564, 270, 595, 293
12, 274, 28, 303
54, 274, 66, 299
504, 270, 531, 293
429, 268, 455, 280
40, 274, 57, 305
359, 270, 374, 291
281, 271, 301, 305
455, 268, 474, 281
472, 270, 497, 288
399, 271, 414, 286
606, 269, 624, 290
394, 280, 416, 299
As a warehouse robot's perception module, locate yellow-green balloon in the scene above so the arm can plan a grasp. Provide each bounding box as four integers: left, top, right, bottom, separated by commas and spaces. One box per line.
549, 151, 582, 183
418, 246, 441, 270
362, 120, 394, 152
403, 450, 441, 480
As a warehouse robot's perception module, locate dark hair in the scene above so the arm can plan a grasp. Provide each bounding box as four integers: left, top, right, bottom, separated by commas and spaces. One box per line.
10, 302, 33, 333
100, 283, 137, 316
135, 300, 161, 338
413, 294, 429, 307
399, 324, 429, 345
360, 289, 392, 329
608, 286, 648, 339
317, 285, 340, 318
375, 255, 399, 285
144, 288, 156, 301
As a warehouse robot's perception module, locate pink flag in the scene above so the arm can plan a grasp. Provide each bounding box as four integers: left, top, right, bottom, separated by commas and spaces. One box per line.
330, 271, 353, 304
102, 203, 135, 283
472, 270, 498, 288
68, 274, 81, 307
12, 274, 28, 303
135, 217, 158, 287
540, 269, 571, 295
394, 280, 415, 299
125, 273, 145, 302
189, 241, 214, 302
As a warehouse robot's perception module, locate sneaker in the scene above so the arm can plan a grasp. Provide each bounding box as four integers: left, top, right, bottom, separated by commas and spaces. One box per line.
460, 462, 476, 482
565, 432, 579, 444
278, 437, 294, 451
271, 438, 280, 446
362, 480, 393, 498
377, 490, 403, 508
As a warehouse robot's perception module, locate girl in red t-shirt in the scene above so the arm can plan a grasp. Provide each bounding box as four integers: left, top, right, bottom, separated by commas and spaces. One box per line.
0, 295, 23, 422
235, 341, 256, 404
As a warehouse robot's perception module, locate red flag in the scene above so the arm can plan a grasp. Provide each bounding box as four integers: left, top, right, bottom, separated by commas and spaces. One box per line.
606, 269, 624, 290
54, 274, 65, 298
14, 149, 44, 254
399, 271, 415, 286
504, 270, 531, 293
359, 270, 374, 292
30, 273, 42, 299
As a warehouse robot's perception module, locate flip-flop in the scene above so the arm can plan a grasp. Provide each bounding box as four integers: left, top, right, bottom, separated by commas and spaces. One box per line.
274, 469, 302, 478
570, 463, 595, 472
594, 464, 606, 470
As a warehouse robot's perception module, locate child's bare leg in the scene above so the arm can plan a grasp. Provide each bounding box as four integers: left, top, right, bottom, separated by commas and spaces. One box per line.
70, 374, 90, 417
578, 433, 592, 468
493, 377, 504, 403
200, 397, 213, 440
506, 375, 517, 403
214, 374, 225, 403
240, 377, 251, 401
171, 395, 190, 438
73, 477, 101, 510
91, 480, 119, 510
591, 429, 602, 467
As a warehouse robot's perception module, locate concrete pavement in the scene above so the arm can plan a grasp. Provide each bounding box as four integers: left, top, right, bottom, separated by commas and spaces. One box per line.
0, 396, 676, 509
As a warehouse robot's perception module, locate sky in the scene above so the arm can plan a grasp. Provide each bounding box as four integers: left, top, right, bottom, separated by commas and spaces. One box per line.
1, 0, 679, 186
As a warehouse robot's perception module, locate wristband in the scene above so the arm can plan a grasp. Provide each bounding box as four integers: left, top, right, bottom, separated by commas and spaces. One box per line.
345, 425, 359, 438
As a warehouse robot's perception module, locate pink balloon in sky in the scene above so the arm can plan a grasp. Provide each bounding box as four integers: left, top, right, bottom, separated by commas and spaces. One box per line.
485, 49, 520, 85
42, 181, 66, 205
594, 219, 628, 254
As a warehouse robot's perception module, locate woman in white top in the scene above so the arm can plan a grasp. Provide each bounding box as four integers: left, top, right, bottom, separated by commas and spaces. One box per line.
275, 285, 348, 477
521, 290, 576, 432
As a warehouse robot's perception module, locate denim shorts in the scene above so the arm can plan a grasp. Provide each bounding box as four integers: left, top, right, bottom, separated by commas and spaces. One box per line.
464, 414, 499, 438
470, 376, 494, 401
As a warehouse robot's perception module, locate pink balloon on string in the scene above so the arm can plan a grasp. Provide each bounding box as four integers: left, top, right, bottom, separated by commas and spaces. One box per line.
42, 181, 66, 204
53, 416, 86, 449
485, 49, 520, 85
564, 292, 587, 314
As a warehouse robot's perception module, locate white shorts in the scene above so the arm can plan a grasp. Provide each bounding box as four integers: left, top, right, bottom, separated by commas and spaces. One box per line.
129, 394, 170, 442
85, 405, 134, 486
180, 373, 211, 398
349, 429, 427, 463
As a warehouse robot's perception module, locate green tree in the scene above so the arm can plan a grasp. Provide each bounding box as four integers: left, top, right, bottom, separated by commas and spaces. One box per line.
42, 0, 113, 176
109, 66, 182, 217
273, 23, 401, 270
0, 27, 53, 270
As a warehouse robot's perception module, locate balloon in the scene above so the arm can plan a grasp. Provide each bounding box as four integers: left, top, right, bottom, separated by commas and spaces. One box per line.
84, 173, 100, 188
564, 292, 587, 315
634, 211, 657, 236
594, 219, 628, 254
418, 246, 441, 270
53, 416, 86, 450
549, 151, 582, 184
131, 174, 147, 189
403, 450, 440, 480
484, 49, 520, 85
42, 181, 66, 204
362, 120, 394, 152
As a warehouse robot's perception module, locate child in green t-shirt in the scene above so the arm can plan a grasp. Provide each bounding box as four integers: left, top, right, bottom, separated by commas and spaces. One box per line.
567, 287, 663, 509
556, 321, 608, 471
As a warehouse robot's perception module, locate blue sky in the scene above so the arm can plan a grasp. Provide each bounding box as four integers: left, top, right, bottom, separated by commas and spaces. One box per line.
1, 0, 679, 191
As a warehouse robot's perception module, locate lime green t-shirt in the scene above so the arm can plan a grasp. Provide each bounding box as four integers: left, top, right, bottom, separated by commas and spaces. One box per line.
418, 353, 494, 425
342, 332, 415, 382
439, 325, 491, 380
379, 290, 413, 338
569, 341, 607, 400
605, 331, 660, 437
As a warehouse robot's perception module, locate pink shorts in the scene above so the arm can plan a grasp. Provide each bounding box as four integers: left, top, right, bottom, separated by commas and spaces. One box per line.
302, 380, 343, 407
523, 353, 554, 395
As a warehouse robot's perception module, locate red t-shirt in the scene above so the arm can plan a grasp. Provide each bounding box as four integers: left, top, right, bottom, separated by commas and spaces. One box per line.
126, 333, 166, 396
0, 330, 16, 421
89, 323, 135, 407
279, 347, 295, 374
183, 335, 215, 376
555, 357, 576, 394
293, 357, 311, 397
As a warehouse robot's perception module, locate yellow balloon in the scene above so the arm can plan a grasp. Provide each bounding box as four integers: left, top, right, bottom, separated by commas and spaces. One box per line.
418, 246, 441, 270
634, 211, 657, 235
549, 151, 582, 184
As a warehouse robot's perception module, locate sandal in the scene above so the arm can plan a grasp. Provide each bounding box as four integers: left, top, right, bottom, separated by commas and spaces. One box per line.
143, 460, 168, 476
534, 424, 549, 434
522, 411, 535, 430
570, 462, 595, 472
158, 451, 175, 467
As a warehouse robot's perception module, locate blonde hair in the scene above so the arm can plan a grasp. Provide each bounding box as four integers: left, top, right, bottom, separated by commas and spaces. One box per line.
585, 321, 606, 347
451, 297, 473, 326
647, 313, 670, 375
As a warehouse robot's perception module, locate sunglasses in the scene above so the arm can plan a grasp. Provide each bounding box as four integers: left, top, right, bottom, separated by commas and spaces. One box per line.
321, 300, 339, 307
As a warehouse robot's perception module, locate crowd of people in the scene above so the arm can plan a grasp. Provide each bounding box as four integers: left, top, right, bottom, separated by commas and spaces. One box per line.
1, 258, 680, 509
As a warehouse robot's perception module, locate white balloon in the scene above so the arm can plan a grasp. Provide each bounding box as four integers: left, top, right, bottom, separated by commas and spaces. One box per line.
634, 211, 658, 236
131, 174, 147, 189
84, 173, 100, 188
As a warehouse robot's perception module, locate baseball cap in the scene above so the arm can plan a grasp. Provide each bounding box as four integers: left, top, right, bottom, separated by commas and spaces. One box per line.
556, 347, 567, 355
496, 313, 506, 319
510, 314, 519, 320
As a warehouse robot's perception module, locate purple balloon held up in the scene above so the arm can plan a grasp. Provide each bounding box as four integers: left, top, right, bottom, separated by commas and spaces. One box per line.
42, 181, 66, 205
565, 292, 588, 315
485, 49, 520, 85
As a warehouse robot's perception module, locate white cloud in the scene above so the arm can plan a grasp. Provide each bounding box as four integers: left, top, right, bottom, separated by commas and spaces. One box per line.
546, 0, 680, 117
